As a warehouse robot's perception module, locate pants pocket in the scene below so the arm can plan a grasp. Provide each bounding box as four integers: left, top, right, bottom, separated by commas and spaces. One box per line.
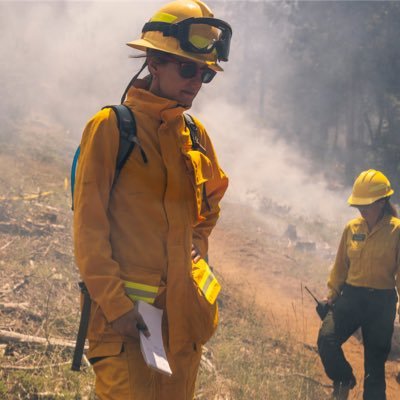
91, 345, 130, 400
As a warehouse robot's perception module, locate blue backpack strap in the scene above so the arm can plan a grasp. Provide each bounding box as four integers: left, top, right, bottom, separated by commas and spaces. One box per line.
70, 146, 81, 211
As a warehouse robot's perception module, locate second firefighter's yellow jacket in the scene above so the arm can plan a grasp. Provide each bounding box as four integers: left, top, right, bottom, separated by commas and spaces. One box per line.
73, 87, 228, 356
328, 214, 400, 302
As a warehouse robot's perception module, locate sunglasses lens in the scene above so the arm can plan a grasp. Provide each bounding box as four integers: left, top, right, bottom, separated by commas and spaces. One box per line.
201, 68, 216, 84
179, 63, 197, 79
164, 56, 216, 83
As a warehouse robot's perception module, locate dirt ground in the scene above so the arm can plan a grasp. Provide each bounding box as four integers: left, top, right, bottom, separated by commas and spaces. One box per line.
210, 201, 400, 400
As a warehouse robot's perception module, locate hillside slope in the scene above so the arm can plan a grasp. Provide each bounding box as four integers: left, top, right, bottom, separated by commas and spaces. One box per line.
0, 114, 398, 399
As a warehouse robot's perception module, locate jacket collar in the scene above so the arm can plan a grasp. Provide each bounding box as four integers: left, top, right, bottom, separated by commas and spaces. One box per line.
357, 213, 392, 236
370, 213, 392, 234
124, 87, 188, 123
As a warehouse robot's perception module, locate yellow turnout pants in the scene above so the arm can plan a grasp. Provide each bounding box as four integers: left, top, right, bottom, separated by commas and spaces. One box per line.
92, 341, 202, 400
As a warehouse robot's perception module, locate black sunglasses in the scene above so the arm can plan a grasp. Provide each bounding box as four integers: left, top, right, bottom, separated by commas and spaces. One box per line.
161, 56, 216, 84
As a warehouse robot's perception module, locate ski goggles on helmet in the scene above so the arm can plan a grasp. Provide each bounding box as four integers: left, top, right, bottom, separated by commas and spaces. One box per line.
142, 17, 232, 62
160, 54, 216, 83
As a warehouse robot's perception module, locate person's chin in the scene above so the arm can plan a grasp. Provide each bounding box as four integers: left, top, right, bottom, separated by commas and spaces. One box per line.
180, 92, 197, 107
180, 100, 193, 108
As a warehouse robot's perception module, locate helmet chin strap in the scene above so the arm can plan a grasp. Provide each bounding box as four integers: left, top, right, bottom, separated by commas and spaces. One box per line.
120, 60, 148, 104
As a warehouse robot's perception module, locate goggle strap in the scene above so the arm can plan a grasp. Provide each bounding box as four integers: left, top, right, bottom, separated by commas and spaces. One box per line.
142, 21, 178, 37
143, 18, 232, 35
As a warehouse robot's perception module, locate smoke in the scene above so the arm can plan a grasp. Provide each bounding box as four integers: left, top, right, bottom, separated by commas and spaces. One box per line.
195, 1, 354, 226
0, 0, 354, 227
0, 1, 158, 130
196, 99, 353, 225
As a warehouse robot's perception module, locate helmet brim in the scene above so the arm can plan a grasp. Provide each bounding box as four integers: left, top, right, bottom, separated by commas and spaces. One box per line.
347, 189, 394, 206
127, 39, 223, 72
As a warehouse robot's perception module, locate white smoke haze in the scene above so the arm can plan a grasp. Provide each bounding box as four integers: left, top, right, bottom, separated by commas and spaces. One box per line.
1, 1, 158, 129
197, 100, 353, 225
1, 0, 354, 228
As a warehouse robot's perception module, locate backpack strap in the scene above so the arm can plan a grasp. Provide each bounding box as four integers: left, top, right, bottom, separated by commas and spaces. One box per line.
102, 105, 148, 184
70, 147, 81, 210
71, 105, 147, 210
71, 105, 146, 370
184, 113, 206, 154
71, 282, 91, 371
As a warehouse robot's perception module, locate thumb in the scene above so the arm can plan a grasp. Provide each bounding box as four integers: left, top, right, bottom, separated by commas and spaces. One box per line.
136, 314, 150, 338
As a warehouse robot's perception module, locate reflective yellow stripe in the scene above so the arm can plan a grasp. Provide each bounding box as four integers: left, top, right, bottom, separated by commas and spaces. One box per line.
124, 281, 158, 293
203, 278, 220, 305
123, 280, 159, 305
193, 259, 221, 305
151, 12, 177, 23
126, 294, 156, 304
201, 272, 214, 294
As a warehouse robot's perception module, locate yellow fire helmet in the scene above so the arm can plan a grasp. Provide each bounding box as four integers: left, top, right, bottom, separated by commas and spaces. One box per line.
127, 0, 232, 72
347, 169, 394, 206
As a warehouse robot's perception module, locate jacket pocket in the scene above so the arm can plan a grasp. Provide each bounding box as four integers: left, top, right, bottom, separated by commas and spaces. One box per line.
186, 150, 214, 186
347, 246, 362, 260
187, 259, 220, 344
184, 150, 214, 222
87, 341, 124, 362
88, 301, 108, 341
87, 267, 163, 342
347, 244, 363, 277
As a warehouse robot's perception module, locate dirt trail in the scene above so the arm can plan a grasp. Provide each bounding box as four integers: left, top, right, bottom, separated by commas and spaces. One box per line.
210, 203, 400, 400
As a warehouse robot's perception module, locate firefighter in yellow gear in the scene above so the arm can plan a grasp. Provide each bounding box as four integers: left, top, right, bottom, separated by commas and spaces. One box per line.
73, 1, 232, 398
318, 169, 400, 400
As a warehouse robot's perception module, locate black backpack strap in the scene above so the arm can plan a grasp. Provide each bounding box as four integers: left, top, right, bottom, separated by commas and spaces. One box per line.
183, 114, 211, 211
184, 113, 206, 154
71, 282, 91, 371
71, 105, 148, 372
103, 105, 148, 183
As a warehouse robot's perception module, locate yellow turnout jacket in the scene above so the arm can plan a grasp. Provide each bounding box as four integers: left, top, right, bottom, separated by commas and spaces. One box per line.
73, 87, 228, 357
328, 214, 400, 305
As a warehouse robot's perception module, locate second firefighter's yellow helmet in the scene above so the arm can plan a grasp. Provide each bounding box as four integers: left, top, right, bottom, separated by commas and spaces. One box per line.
127, 0, 232, 72
348, 169, 394, 206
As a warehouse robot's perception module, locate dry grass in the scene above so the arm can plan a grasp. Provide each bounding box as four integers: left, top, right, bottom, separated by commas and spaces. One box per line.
0, 114, 95, 398
0, 112, 373, 399
195, 277, 329, 400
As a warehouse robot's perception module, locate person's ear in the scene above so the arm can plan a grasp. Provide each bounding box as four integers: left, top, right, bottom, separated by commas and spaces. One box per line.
147, 57, 158, 78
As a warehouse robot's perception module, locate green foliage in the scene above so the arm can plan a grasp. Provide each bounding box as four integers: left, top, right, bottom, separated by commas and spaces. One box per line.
221, 1, 400, 197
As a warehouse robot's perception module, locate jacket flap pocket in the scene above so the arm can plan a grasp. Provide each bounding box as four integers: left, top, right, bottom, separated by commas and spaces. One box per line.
186, 150, 213, 185
88, 341, 124, 360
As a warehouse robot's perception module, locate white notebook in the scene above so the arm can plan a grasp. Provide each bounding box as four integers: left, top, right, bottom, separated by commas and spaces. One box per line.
135, 300, 172, 376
